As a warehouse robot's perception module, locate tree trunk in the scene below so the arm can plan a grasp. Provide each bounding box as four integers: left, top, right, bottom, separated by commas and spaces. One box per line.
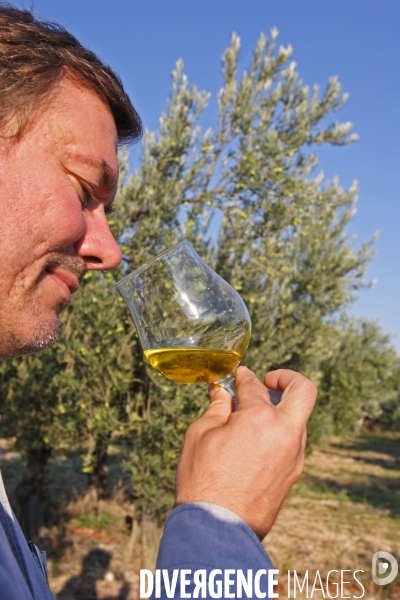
88, 433, 110, 501
15, 445, 52, 541
126, 517, 141, 558
141, 512, 160, 568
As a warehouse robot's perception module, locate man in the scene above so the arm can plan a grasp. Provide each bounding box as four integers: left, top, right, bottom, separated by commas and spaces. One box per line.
0, 4, 317, 599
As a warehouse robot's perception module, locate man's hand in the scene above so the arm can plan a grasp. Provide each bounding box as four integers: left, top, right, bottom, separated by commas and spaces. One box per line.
175, 366, 318, 540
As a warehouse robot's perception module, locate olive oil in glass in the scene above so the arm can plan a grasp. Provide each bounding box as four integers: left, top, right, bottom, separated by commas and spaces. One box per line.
144, 347, 243, 385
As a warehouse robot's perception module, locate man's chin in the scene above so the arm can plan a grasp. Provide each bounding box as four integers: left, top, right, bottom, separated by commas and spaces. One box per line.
1, 326, 61, 359
0, 308, 64, 359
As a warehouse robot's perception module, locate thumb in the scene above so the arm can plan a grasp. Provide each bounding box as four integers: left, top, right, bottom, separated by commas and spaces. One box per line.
201, 384, 233, 427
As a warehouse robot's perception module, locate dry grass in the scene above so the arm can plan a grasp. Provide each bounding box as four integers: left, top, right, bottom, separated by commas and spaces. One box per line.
265, 434, 400, 599
0, 433, 399, 599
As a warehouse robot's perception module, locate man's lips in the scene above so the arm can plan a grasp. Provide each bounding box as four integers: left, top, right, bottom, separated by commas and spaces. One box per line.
45, 268, 80, 302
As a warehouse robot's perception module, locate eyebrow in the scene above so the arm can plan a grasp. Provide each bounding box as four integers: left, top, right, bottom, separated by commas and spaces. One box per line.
66, 152, 119, 193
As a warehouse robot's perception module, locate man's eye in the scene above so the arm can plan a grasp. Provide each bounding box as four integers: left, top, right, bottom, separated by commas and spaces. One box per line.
80, 184, 93, 208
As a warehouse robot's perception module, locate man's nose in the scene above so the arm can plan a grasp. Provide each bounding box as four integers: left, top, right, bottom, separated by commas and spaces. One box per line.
74, 208, 122, 270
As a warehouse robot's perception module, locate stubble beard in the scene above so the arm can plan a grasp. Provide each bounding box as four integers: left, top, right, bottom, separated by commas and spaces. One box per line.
0, 252, 86, 359
3, 316, 62, 359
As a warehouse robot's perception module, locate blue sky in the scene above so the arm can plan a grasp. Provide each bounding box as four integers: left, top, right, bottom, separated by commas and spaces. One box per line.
14, 0, 400, 348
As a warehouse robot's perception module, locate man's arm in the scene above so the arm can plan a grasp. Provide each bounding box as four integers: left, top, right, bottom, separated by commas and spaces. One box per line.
154, 503, 273, 598
175, 367, 317, 537
154, 367, 317, 597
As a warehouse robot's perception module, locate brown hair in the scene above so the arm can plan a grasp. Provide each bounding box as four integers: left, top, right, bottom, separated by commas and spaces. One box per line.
0, 2, 142, 143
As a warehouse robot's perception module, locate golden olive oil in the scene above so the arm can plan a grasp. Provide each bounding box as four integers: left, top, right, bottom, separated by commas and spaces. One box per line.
144, 347, 242, 384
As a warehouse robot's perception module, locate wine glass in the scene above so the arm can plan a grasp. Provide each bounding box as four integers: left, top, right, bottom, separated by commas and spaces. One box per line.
116, 240, 251, 400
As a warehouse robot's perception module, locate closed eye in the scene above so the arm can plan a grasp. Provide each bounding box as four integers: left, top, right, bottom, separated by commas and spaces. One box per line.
79, 178, 117, 216
80, 183, 93, 209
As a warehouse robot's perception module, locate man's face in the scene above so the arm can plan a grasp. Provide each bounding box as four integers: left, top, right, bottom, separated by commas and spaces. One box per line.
0, 78, 122, 358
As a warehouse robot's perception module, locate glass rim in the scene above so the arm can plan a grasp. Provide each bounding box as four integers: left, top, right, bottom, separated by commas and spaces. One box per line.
115, 239, 190, 288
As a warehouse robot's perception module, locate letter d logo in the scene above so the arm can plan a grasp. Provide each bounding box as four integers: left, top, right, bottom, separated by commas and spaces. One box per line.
372, 551, 398, 585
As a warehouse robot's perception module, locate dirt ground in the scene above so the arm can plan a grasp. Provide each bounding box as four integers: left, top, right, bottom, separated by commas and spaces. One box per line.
0, 432, 399, 599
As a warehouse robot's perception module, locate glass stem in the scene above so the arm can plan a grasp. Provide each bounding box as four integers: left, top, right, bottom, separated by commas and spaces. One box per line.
219, 375, 238, 411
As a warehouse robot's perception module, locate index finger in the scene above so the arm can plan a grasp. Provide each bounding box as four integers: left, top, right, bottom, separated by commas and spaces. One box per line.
264, 369, 318, 429
235, 366, 272, 410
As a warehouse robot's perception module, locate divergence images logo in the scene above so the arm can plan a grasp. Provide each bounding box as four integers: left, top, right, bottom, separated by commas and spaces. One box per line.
372, 551, 398, 586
